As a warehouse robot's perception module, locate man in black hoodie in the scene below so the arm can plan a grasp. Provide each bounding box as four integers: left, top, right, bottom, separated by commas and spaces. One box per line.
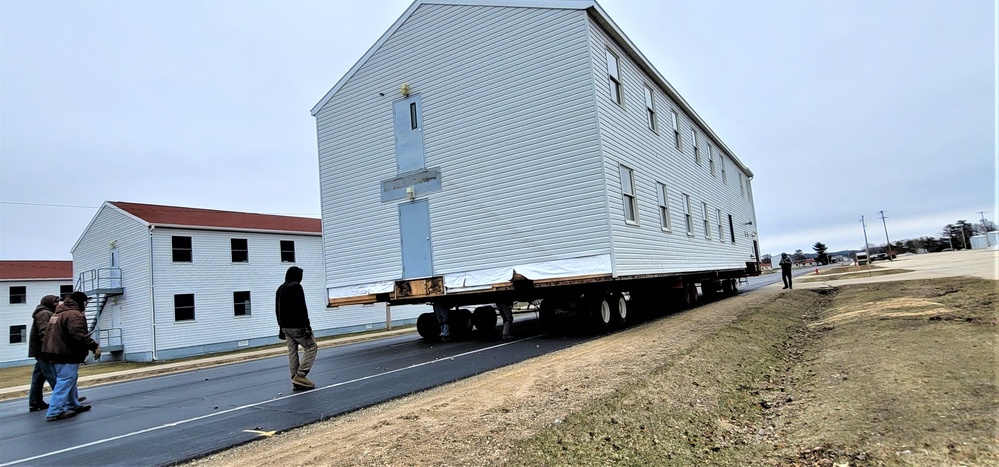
275, 266, 318, 390
40, 291, 100, 421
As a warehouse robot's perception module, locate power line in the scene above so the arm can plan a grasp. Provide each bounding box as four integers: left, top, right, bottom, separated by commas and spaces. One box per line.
0, 201, 100, 209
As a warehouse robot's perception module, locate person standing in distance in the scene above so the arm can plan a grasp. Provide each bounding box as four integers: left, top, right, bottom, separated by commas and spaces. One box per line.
275, 266, 318, 391
40, 291, 100, 421
27, 295, 59, 412
779, 252, 793, 289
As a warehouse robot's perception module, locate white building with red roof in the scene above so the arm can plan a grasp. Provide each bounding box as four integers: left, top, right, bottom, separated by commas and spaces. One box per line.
51, 201, 426, 364
1, 260, 74, 367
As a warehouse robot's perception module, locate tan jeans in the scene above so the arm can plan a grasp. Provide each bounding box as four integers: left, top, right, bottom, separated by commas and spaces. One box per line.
282, 327, 318, 378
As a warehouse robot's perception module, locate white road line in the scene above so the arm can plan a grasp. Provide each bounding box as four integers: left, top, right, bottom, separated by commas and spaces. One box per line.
1, 337, 537, 466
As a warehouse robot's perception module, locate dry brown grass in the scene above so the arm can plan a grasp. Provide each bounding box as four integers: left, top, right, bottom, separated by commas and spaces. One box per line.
188, 277, 998, 466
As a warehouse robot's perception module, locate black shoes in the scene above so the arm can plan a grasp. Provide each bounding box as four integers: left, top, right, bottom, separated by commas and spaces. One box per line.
71, 404, 92, 413
46, 411, 77, 422
29, 403, 49, 412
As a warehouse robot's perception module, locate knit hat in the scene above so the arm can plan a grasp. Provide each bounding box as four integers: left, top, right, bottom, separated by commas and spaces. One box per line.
69, 291, 90, 309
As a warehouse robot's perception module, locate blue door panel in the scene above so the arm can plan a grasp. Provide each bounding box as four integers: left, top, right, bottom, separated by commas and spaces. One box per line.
399, 200, 433, 279
393, 96, 426, 174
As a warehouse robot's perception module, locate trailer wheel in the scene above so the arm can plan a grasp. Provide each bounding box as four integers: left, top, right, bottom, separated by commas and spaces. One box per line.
721, 278, 736, 296
591, 298, 613, 331
447, 308, 473, 338
612, 294, 628, 326
472, 306, 498, 333
416, 313, 440, 340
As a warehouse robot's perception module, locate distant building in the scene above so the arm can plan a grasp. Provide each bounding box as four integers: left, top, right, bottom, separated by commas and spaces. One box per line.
1, 260, 74, 367
56, 201, 426, 364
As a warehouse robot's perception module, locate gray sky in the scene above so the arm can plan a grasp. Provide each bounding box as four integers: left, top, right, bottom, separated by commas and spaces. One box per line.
1, 0, 995, 261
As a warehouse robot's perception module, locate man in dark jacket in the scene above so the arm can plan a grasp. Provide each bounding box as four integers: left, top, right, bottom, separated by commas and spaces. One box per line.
779, 253, 793, 289
27, 295, 59, 412
275, 266, 318, 390
40, 291, 101, 421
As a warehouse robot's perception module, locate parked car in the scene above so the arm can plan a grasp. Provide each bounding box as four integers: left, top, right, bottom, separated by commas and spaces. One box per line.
871, 253, 889, 261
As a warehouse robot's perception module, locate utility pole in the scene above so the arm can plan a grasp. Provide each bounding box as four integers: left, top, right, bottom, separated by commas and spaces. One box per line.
860, 215, 872, 276
978, 211, 990, 247
879, 210, 893, 260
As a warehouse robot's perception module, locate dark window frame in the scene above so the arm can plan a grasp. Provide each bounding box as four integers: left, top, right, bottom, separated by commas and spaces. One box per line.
231, 238, 249, 263
9, 286, 26, 304
172, 236, 193, 263
9, 325, 27, 344
60, 285, 73, 301
174, 293, 195, 321
280, 240, 296, 263
233, 291, 251, 317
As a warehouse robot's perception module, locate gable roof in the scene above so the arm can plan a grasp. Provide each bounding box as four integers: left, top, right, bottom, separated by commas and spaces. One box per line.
309, 0, 753, 178
108, 201, 322, 234
0, 260, 73, 281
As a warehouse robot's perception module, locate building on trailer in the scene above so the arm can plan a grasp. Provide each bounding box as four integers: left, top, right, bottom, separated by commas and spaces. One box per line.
311, 0, 759, 333
0, 261, 74, 367
67, 201, 426, 363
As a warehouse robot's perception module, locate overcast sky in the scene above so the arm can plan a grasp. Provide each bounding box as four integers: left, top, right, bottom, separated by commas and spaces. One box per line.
1, 0, 994, 262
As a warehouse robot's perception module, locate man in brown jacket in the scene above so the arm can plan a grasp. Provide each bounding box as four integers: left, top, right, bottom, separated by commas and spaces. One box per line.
27, 295, 59, 412
40, 291, 101, 421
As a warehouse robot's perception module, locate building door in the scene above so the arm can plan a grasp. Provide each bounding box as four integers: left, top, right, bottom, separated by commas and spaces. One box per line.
399, 199, 433, 279
109, 248, 122, 288
393, 95, 425, 174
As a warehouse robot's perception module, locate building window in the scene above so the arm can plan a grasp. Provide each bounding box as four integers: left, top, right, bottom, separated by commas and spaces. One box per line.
231, 238, 249, 263
409, 102, 419, 130
682, 194, 693, 235
606, 49, 623, 106
280, 240, 296, 263
619, 165, 638, 223
172, 236, 192, 262
708, 145, 715, 175
174, 294, 195, 321
671, 110, 681, 150
717, 209, 724, 242
644, 86, 657, 131
728, 214, 736, 243
60, 285, 73, 300
746, 180, 753, 201
9, 325, 27, 344
739, 173, 745, 197
233, 291, 251, 316
9, 286, 26, 304
721, 156, 727, 184
657, 182, 671, 231
702, 202, 711, 239
691, 129, 700, 165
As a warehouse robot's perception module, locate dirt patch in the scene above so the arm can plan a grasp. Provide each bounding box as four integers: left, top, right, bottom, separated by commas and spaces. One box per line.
187, 277, 997, 466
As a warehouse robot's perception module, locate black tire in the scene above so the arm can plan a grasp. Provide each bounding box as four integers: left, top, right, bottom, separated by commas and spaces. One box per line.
610, 293, 628, 327
448, 308, 473, 338
472, 306, 498, 333
416, 313, 440, 340
591, 297, 613, 332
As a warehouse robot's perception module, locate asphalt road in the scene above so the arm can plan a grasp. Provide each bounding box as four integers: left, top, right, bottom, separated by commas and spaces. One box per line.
0, 323, 592, 466
0, 270, 815, 466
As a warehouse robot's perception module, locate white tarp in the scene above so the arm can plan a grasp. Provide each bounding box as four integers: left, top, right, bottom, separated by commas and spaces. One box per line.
328, 254, 612, 299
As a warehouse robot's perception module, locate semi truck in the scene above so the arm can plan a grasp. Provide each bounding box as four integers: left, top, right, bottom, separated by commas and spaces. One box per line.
310, 0, 761, 339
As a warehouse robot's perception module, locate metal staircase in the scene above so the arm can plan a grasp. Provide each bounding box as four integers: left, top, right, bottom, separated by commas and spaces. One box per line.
76, 268, 124, 339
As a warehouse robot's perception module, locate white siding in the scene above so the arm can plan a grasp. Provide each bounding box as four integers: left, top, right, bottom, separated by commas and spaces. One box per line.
0, 279, 72, 367
149, 228, 326, 352
587, 16, 757, 275
316, 5, 610, 288
72, 205, 153, 358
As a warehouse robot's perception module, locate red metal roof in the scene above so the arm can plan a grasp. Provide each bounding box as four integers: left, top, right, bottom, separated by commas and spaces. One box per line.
109, 201, 321, 234
0, 260, 73, 280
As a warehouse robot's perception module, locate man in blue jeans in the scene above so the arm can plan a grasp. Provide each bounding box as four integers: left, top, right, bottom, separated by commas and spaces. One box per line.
39, 292, 101, 421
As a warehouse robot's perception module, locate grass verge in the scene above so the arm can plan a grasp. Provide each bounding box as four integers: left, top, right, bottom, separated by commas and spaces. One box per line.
509, 277, 997, 466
